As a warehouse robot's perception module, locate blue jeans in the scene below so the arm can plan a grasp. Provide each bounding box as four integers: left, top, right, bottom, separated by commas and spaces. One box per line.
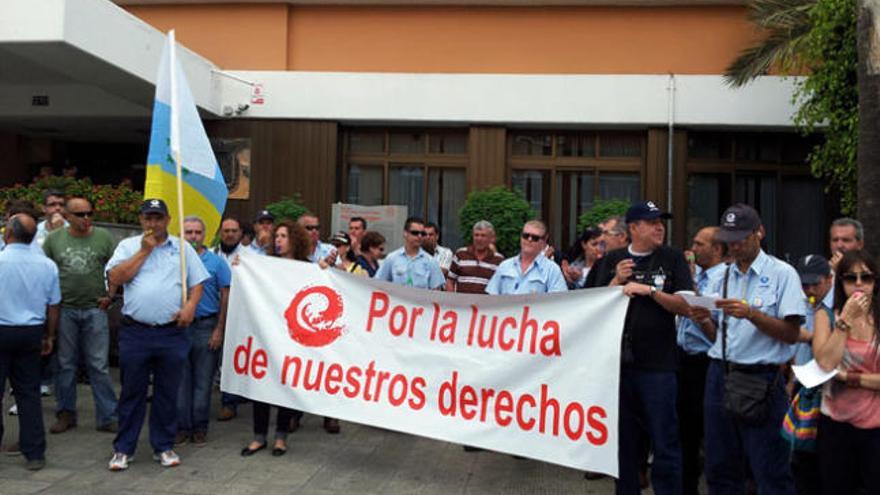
54, 307, 118, 426
113, 324, 189, 456
177, 316, 219, 433
616, 368, 682, 495
0, 325, 45, 461
704, 360, 795, 495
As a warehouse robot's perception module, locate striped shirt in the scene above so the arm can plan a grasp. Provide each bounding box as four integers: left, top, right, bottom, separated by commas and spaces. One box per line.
448, 246, 504, 294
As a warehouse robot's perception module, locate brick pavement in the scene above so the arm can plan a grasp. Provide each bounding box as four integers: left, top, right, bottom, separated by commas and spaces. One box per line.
0, 379, 617, 495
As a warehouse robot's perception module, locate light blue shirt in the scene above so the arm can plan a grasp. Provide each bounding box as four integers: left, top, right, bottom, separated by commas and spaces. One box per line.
196, 249, 232, 318
485, 254, 568, 295
706, 250, 806, 365
309, 241, 335, 264
106, 235, 209, 325
677, 262, 728, 355
0, 243, 61, 326
794, 288, 834, 365
375, 247, 445, 289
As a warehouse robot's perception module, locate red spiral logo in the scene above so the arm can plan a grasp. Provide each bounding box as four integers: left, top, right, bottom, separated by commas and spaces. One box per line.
283, 285, 345, 347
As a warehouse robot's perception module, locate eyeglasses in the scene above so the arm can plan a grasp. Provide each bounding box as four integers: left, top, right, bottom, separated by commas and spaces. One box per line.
408, 230, 427, 237
304, 225, 320, 231
71, 211, 93, 218
521, 232, 544, 242
842, 272, 875, 284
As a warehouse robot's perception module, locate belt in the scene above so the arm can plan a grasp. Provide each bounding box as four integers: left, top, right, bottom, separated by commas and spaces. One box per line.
122, 315, 178, 328
711, 358, 781, 374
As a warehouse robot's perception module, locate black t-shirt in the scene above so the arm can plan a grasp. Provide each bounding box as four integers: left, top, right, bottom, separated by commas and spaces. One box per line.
593, 245, 693, 371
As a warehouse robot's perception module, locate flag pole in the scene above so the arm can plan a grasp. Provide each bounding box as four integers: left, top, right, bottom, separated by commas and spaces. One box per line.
169, 30, 188, 306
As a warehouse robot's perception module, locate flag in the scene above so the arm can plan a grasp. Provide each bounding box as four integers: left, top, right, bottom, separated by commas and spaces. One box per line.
144, 30, 227, 241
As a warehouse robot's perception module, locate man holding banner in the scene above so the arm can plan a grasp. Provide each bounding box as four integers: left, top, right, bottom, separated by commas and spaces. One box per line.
591, 201, 692, 495
105, 199, 208, 471
485, 220, 567, 295
375, 217, 445, 290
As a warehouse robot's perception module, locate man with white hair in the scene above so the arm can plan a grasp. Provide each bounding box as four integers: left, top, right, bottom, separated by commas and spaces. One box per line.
446, 220, 504, 294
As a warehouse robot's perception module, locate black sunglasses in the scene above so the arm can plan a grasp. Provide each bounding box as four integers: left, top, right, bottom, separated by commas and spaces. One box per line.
408, 230, 427, 237
304, 225, 320, 231
521, 232, 544, 242
71, 211, 93, 218
842, 272, 875, 284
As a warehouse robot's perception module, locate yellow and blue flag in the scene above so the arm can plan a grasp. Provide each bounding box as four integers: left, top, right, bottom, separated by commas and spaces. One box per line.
144, 30, 227, 241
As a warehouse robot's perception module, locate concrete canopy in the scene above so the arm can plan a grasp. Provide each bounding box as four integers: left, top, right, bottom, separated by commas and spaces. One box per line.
0, 0, 220, 142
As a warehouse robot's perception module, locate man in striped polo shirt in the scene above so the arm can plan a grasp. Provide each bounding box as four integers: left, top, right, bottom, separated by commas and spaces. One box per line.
446, 220, 504, 294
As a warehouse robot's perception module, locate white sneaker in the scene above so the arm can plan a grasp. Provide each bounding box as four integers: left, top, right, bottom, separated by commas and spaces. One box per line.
40, 385, 51, 397
108, 452, 131, 471
8, 404, 17, 416
152, 450, 180, 467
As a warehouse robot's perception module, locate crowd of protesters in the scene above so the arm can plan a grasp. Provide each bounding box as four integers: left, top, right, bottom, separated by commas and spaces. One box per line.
0, 190, 878, 495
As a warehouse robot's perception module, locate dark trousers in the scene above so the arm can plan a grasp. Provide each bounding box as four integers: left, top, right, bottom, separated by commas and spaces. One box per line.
703, 360, 795, 495
252, 401, 295, 439
0, 325, 46, 460
817, 414, 880, 495
617, 368, 683, 495
678, 352, 709, 495
113, 324, 189, 456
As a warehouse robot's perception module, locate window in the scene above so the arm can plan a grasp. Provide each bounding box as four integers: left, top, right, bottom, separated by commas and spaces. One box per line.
344, 128, 468, 249
509, 131, 645, 247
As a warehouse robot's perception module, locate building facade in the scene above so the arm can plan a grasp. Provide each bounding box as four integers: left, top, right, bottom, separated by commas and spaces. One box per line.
0, 0, 835, 257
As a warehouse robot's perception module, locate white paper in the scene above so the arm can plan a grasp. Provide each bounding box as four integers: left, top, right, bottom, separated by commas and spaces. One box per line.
793, 359, 839, 388
677, 291, 719, 311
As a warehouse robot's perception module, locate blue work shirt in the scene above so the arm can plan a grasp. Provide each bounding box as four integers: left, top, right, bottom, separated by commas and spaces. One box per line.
195, 248, 232, 318
105, 235, 209, 325
0, 243, 61, 326
485, 254, 568, 295
375, 247, 445, 289
677, 262, 728, 355
308, 241, 336, 264
706, 250, 806, 365
794, 288, 834, 365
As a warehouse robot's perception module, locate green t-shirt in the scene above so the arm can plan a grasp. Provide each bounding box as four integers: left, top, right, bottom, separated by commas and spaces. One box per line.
43, 227, 115, 308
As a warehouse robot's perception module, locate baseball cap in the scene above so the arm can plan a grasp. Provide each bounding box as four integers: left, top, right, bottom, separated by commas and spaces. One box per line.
625, 201, 672, 224
140, 198, 169, 216
330, 231, 351, 246
716, 203, 762, 243
796, 254, 831, 285
255, 209, 274, 222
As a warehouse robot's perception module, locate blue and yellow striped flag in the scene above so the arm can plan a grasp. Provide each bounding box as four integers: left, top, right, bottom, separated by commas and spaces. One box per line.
144, 30, 227, 242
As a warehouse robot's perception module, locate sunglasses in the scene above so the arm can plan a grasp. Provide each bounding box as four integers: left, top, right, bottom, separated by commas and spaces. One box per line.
71, 211, 93, 218
521, 232, 544, 242
304, 225, 320, 231
842, 272, 875, 284
408, 230, 427, 237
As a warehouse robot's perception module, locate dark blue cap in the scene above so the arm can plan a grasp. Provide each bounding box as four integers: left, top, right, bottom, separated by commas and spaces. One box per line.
625, 201, 672, 224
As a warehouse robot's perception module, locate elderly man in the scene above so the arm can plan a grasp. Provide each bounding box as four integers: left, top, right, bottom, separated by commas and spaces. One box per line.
447, 220, 504, 294
0, 213, 60, 471
42, 197, 118, 435
485, 220, 567, 295
105, 199, 208, 471
591, 201, 692, 495
828, 217, 864, 270
690, 203, 804, 495
376, 217, 445, 290
176, 216, 231, 446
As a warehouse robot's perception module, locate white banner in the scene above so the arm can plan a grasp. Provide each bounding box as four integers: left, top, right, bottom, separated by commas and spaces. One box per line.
330, 203, 408, 252
222, 254, 629, 475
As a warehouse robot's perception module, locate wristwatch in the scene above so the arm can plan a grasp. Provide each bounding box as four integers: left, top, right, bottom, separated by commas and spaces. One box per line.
650, 286, 658, 298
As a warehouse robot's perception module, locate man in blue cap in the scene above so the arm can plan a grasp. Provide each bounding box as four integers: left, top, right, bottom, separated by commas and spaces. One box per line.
689, 203, 804, 495
590, 200, 693, 495
105, 198, 209, 471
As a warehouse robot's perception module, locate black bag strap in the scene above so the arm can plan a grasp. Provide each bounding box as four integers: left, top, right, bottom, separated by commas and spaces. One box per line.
721, 264, 732, 373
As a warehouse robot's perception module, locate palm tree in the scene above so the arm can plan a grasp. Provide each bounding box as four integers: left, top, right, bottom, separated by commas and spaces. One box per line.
723, 0, 815, 87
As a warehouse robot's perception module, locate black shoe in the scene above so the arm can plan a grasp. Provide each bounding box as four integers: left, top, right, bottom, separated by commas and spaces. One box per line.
271, 447, 287, 457
240, 443, 266, 457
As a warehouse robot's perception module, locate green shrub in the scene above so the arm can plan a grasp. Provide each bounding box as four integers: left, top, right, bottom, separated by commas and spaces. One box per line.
577, 198, 630, 233
0, 176, 142, 225
459, 186, 536, 257
265, 194, 309, 222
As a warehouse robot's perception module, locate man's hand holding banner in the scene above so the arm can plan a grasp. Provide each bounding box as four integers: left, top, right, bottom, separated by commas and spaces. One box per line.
222, 254, 629, 475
